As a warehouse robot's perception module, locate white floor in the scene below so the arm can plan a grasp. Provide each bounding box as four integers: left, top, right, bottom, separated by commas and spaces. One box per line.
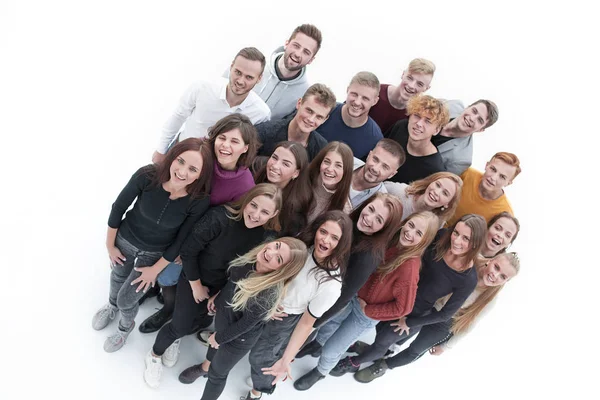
2, 1, 592, 399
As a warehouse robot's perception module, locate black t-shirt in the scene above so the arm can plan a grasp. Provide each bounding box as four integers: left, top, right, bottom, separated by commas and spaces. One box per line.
384, 119, 445, 184
431, 118, 457, 147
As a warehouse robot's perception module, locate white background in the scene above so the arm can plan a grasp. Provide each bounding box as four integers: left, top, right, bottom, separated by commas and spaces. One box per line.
1, 1, 597, 399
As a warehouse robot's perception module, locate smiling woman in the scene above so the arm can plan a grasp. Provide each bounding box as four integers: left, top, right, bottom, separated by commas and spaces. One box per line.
91, 138, 213, 353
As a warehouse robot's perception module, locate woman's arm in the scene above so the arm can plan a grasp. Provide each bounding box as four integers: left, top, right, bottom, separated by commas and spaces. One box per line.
162, 198, 210, 262
107, 166, 150, 229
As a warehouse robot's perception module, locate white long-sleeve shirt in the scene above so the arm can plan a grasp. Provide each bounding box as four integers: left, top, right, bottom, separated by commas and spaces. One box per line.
156, 78, 270, 153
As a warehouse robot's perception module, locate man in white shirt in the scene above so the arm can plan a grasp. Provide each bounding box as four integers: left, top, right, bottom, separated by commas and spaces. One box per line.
152, 47, 271, 164
345, 139, 406, 212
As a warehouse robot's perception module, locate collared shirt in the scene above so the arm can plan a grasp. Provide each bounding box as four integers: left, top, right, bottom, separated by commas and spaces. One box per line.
346, 158, 387, 211
156, 78, 271, 153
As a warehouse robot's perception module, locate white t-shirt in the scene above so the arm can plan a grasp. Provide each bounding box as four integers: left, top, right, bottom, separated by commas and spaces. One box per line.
156, 78, 271, 153
280, 248, 342, 317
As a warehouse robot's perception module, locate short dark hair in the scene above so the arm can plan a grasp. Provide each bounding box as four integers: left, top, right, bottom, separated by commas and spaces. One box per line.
289, 24, 323, 54
234, 47, 266, 74
374, 138, 406, 168
469, 99, 499, 129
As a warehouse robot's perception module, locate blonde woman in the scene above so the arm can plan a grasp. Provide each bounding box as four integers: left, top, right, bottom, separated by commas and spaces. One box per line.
354, 252, 520, 381
179, 237, 308, 400
384, 171, 463, 224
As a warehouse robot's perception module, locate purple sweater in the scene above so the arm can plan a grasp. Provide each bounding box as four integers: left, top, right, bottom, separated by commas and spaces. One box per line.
209, 161, 255, 206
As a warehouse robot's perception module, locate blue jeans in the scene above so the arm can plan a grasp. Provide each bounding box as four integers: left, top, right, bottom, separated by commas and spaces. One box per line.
157, 261, 182, 286
316, 297, 379, 375
315, 303, 351, 346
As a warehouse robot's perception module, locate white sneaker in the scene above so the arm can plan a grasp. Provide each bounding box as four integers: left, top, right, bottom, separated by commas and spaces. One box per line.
144, 350, 163, 389
246, 376, 253, 388
162, 339, 181, 368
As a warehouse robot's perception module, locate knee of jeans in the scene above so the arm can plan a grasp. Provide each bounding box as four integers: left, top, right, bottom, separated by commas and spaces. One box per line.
116, 287, 138, 311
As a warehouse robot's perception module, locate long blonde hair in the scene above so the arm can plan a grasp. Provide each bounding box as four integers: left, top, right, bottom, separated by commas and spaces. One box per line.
228, 237, 308, 321
450, 252, 520, 335
376, 211, 439, 277
406, 171, 463, 223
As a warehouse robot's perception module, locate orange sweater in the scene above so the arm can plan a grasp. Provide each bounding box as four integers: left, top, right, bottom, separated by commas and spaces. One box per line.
447, 167, 513, 227
358, 253, 420, 321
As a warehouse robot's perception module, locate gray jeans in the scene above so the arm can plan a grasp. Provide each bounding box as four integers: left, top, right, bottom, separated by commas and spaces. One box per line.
108, 234, 162, 329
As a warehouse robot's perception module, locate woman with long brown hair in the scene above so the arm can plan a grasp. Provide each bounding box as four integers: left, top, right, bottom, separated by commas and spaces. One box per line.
306, 141, 354, 224
242, 210, 353, 399
178, 237, 308, 400
253, 141, 313, 236
91, 138, 213, 352
385, 171, 463, 224
347, 213, 487, 383
292, 211, 440, 390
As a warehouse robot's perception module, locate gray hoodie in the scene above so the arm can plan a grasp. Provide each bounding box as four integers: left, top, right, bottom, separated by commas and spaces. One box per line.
225, 46, 310, 120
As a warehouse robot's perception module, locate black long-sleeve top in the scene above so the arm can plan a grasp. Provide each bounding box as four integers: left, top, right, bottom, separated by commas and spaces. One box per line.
314, 243, 382, 328
214, 264, 277, 345
384, 119, 445, 184
107, 165, 210, 261
179, 206, 266, 290
406, 229, 477, 329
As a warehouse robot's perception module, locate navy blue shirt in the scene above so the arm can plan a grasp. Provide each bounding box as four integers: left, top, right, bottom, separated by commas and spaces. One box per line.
316, 103, 383, 160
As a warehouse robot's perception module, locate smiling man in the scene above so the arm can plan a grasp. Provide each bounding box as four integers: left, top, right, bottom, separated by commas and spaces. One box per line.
317, 71, 383, 160
152, 47, 271, 164
385, 95, 450, 184
344, 139, 406, 212
446, 151, 521, 227
255, 83, 336, 161
369, 58, 435, 134
434, 99, 500, 175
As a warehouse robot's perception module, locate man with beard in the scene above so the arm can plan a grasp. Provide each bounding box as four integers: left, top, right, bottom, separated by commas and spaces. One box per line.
385, 95, 449, 184
344, 139, 406, 212
317, 71, 383, 160
369, 58, 435, 134
433, 99, 500, 175
152, 47, 270, 164
227, 24, 322, 120
255, 83, 336, 161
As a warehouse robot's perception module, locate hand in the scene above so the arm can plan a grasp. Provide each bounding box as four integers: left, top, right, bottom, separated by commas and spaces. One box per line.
208, 333, 219, 349
271, 305, 288, 321
261, 358, 292, 385
207, 293, 218, 315
107, 246, 126, 267
191, 282, 210, 304
131, 266, 159, 293
357, 297, 367, 313
152, 151, 166, 164
429, 345, 445, 356
174, 255, 182, 265
391, 317, 410, 336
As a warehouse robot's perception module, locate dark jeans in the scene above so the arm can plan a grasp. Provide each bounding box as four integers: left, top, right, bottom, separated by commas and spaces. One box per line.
152, 274, 215, 355
109, 234, 162, 329
248, 313, 303, 393
201, 335, 261, 400
384, 320, 453, 369
351, 319, 421, 365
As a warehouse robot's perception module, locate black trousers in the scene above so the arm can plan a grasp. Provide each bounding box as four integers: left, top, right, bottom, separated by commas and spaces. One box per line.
201, 334, 261, 400
152, 274, 214, 355
351, 319, 421, 365
385, 320, 453, 369
248, 313, 303, 393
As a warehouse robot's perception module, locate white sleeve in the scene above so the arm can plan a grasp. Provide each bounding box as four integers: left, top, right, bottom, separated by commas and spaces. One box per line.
383, 181, 405, 197
442, 297, 497, 350
306, 280, 342, 318
156, 81, 202, 153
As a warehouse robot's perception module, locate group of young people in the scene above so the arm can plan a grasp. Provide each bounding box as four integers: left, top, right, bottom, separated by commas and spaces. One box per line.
92, 23, 523, 400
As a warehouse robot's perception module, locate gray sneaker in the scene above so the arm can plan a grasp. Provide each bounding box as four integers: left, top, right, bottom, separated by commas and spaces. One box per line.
104, 322, 135, 353
353, 359, 388, 383
92, 303, 118, 331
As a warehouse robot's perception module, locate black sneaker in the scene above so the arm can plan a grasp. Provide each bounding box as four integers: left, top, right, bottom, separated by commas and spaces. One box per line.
139, 308, 172, 334
329, 356, 359, 377
293, 368, 325, 391
295, 341, 322, 358
178, 363, 208, 384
